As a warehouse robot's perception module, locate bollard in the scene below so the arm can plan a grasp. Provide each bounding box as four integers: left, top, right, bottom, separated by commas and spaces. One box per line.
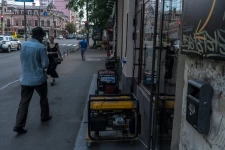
63, 51, 66, 58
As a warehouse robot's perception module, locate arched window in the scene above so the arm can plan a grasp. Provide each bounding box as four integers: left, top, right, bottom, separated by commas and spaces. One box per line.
7, 19, 10, 27
41, 20, 44, 26
47, 20, 50, 27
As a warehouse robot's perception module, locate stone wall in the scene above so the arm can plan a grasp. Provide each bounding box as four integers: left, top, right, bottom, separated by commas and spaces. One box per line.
180, 55, 225, 150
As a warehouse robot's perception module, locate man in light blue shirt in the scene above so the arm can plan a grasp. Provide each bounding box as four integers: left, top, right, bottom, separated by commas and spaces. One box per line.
13, 27, 52, 134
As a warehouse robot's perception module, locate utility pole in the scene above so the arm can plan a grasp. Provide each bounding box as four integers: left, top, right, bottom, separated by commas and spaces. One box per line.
24, 2, 27, 41
86, 0, 89, 44
1, 0, 4, 35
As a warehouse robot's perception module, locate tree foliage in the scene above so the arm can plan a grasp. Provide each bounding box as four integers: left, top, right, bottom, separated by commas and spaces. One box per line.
65, 22, 76, 34
66, 0, 114, 28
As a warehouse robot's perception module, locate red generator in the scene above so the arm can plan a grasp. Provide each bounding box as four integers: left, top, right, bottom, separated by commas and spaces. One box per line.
95, 70, 120, 94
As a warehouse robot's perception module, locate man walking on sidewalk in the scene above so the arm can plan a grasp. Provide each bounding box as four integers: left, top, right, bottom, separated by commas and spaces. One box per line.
79, 38, 88, 61
13, 27, 52, 134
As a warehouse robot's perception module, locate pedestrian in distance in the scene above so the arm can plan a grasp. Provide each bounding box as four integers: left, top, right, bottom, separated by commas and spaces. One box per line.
13, 27, 52, 134
46, 36, 63, 86
79, 38, 88, 61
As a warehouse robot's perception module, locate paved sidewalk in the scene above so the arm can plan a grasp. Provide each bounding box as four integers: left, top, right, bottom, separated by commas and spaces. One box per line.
73, 75, 146, 150
0, 49, 107, 150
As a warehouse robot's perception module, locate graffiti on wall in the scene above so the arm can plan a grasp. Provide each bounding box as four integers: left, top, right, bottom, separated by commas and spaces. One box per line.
207, 116, 225, 149
181, 0, 225, 60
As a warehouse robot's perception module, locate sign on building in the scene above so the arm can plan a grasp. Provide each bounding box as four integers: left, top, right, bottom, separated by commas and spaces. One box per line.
181, 0, 225, 60
92, 26, 102, 41
43, 11, 48, 16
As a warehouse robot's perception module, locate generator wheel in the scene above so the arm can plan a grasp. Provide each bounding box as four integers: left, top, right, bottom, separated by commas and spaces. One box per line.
86, 142, 92, 147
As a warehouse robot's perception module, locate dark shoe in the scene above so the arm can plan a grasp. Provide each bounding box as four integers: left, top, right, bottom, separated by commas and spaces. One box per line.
53, 79, 55, 83
50, 82, 54, 86
13, 126, 27, 134
41, 115, 52, 122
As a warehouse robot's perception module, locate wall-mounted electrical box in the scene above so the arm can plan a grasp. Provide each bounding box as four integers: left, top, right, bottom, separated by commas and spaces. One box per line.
186, 79, 213, 134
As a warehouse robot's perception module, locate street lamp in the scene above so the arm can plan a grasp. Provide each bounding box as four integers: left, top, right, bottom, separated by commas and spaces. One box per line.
47, 2, 56, 38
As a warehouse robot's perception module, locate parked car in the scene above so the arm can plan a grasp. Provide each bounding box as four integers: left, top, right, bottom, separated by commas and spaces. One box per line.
0, 35, 21, 53
66, 34, 74, 39
76, 35, 83, 40
57, 35, 64, 40
72, 34, 76, 39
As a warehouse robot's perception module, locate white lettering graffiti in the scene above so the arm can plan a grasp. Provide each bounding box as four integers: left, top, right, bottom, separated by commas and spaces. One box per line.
182, 29, 225, 59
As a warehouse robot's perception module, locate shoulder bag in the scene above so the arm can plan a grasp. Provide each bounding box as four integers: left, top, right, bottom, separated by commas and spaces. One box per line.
50, 43, 61, 64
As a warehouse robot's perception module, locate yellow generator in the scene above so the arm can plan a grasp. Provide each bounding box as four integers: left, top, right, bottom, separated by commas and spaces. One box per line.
86, 94, 141, 146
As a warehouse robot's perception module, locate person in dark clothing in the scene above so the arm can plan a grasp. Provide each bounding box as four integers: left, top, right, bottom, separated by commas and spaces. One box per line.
13, 27, 51, 134
46, 36, 63, 86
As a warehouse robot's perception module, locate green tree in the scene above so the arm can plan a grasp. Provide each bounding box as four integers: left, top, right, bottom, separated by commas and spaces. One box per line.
65, 22, 76, 34
66, 0, 114, 28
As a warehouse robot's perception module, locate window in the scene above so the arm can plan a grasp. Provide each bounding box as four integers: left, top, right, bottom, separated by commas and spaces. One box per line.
15, 19, 18, 26
21, 10, 24, 14
140, 2, 157, 89
28, 20, 31, 26
35, 11, 38, 15
41, 20, 44, 26
7, 19, 10, 27
22, 20, 25, 26
35, 20, 38, 26
47, 20, 50, 27
138, 0, 182, 90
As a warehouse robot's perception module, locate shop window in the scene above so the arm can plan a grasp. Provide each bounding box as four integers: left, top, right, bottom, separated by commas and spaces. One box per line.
140, 1, 158, 90
140, 0, 182, 91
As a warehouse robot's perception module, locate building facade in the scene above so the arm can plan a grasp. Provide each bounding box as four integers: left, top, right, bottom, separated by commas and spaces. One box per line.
0, 2, 69, 37
111, 0, 225, 150
40, 0, 81, 33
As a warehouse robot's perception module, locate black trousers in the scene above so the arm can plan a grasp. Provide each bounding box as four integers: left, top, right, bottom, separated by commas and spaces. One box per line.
15, 81, 50, 127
